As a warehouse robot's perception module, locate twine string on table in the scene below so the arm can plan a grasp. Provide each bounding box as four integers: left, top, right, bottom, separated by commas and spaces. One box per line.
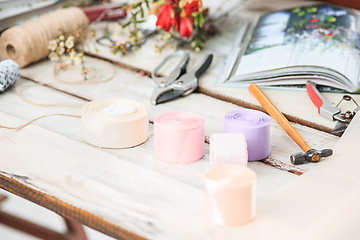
4, 57, 117, 130
0, 114, 81, 130
16, 84, 85, 107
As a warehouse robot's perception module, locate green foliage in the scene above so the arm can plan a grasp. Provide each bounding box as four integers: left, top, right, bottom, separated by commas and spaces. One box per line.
123, 0, 152, 30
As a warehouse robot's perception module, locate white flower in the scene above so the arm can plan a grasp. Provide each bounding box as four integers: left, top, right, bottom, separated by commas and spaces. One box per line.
48, 39, 57, 51
65, 36, 75, 49
59, 35, 65, 41
69, 49, 76, 59
73, 56, 82, 65
63, 56, 73, 65
48, 52, 59, 62
136, 31, 144, 39
57, 46, 65, 55
113, 23, 122, 36
59, 41, 64, 48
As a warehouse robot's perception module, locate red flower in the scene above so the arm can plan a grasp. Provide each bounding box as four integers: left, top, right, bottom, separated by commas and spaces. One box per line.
179, 16, 193, 38
156, 4, 173, 31
309, 18, 319, 23
172, 10, 180, 31
165, 0, 179, 8
183, 0, 201, 15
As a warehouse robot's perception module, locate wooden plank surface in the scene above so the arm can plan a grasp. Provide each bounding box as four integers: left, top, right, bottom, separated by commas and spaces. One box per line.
0, 84, 352, 239
0, 72, 337, 239
0, 1, 353, 239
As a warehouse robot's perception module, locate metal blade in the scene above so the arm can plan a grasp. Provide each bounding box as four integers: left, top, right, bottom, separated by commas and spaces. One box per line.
155, 89, 185, 105
331, 121, 348, 134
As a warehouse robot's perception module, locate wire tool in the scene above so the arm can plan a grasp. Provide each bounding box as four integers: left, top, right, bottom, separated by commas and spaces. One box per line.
151, 50, 213, 105
306, 81, 360, 133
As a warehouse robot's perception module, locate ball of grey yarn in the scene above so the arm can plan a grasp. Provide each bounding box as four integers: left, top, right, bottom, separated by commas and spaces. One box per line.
0, 59, 20, 93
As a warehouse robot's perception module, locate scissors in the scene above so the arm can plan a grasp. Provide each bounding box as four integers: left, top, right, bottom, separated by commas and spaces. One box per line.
306, 81, 360, 133
151, 50, 213, 105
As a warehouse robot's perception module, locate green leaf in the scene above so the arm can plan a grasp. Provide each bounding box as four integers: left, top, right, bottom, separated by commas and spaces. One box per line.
145, 0, 149, 9
141, 8, 144, 18
298, 11, 305, 17
198, 13, 205, 28
194, 15, 200, 27
292, 7, 300, 13
122, 21, 131, 28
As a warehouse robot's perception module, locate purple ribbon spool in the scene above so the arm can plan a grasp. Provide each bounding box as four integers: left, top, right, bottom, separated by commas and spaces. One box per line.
224, 109, 270, 161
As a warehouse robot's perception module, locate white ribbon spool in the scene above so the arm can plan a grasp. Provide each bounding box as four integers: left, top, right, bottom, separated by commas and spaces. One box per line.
210, 133, 248, 167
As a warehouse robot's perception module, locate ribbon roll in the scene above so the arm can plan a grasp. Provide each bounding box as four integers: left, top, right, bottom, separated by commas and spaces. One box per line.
210, 133, 248, 167
224, 109, 270, 161
81, 98, 149, 148
0, 59, 20, 93
205, 165, 256, 226
154, 111, 205, 165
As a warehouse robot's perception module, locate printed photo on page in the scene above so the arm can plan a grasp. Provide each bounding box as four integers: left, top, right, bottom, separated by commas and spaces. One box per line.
221, 4, 360, 92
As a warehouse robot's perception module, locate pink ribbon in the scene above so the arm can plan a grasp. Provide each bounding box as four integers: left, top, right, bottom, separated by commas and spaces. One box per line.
154, 111, 205, 164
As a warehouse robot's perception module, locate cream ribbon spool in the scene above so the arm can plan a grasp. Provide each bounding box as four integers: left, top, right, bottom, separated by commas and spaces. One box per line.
210, 133, 248, 167
81, 98, 149, 148
205, 165, 256, 226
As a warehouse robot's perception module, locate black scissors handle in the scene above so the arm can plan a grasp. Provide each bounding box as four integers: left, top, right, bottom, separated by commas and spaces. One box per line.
195, 53, 213, 79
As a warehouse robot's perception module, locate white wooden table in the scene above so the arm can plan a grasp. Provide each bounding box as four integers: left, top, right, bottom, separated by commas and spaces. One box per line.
1, 1, 360, 239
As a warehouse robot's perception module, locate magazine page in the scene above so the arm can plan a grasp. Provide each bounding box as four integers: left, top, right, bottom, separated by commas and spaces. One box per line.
228, 4, 360, 91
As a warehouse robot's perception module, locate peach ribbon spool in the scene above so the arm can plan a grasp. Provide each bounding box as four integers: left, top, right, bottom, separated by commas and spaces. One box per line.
154, 111, 205, 164
210, 133, 248, 167
205, 165, 256, 226
81, 98, 149, 148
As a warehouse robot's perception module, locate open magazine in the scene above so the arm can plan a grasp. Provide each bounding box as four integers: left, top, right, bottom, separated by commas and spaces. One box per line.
217, 3, 360, 93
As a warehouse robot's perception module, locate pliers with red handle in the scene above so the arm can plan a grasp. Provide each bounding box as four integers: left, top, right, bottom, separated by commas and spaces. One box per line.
306, 81, 359, 133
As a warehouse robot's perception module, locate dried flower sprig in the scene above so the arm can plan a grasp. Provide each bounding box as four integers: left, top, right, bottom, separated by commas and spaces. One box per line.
48, 32, 90, 80
110, 23, 146, 55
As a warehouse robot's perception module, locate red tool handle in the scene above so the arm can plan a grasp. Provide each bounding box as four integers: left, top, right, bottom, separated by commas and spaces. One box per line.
306, 82, 323, 114
84, 6, 127, 22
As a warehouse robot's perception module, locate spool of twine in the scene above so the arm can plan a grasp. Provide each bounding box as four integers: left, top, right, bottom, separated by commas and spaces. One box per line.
0, 7, 89, 68
0, 59, 20, 92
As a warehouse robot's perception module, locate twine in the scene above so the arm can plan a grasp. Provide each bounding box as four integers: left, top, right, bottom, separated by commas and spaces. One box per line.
1, 83, 85, 130
0, 114, 81, 130
0, 7, 89, 68
16, 84, 85, 107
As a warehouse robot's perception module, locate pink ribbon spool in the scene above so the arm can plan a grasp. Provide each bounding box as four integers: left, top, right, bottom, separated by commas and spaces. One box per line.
154, 111, 205, 165
205, 165, 256, 226
210, 133, 248, 167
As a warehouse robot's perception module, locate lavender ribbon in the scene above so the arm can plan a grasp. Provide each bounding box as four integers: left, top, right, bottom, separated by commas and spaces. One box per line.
0, 59, 20, 93
224, 109, 271, 161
